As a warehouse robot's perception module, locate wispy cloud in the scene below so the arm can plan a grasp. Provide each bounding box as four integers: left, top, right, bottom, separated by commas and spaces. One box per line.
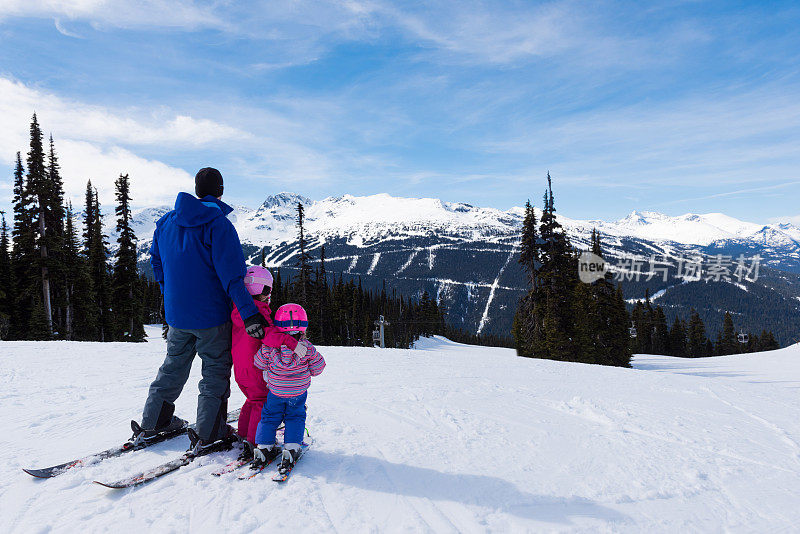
53, 18, 82, 38
0, 0, 222, 30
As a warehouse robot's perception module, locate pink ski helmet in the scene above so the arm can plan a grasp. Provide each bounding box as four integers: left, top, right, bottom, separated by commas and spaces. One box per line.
274, 303, 308, 333
243, 266, 273, 296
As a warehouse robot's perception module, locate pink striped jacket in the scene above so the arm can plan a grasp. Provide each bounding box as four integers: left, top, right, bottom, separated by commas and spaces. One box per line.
254, 341, 326, 398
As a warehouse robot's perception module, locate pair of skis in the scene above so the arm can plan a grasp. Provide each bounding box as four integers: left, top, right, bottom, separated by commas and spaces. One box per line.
213, 431, 312, 482
96, 434, 311, 488
22, 410, 311, 488
21, 409, 241, 479
93, 434, 238, 488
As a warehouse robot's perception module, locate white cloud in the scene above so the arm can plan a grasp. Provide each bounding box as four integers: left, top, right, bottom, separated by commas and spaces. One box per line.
53, 18, 83, 38
57, 139, 193, 208
477, 83, 800, 188
0, 76, 244, 207
0, 0, 221, 30
0, 77, 248, 148
0, 1, 667, 67
0, 76, 384, 209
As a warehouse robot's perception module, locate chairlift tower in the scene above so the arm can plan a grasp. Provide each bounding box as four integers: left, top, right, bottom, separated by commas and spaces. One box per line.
374, 315, 389, 348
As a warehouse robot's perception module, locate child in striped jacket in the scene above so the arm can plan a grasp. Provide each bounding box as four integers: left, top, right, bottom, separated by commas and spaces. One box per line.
251, 303, 325, 472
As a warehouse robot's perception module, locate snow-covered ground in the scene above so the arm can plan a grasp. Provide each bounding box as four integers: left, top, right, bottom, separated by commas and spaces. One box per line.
3, 327, 800, 533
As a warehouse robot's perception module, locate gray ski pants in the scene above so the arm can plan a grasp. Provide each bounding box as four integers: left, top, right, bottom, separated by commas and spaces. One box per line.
141, 323, 232, 442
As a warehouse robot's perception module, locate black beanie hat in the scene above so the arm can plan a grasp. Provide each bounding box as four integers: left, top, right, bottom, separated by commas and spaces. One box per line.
195, 167, 224, 198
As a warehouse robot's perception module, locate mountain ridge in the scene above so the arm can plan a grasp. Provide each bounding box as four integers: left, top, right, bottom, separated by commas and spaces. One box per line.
121, 192, 800, 344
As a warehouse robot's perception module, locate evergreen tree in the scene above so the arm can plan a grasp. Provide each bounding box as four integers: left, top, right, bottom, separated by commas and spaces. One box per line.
538, 174, 577, 361
44, 134, 65, 335
27, 294, 51, 340
62, 203, 97, 340
26, 114, 54, 335
651, 306, 669, 355
514, 199, 540, 357
668, 316, 687, 357
111, 174, 145, 341
0, 211, 11, 339
518, 199, 540, 280
293, 202, 313, 307
719, 312, 739, 355
84, 182, 111, 341
11, 151, 36, 339
687, 309, 707, 357
314, 244, 329, 343
757, 330, 779, 351
513, 176, 629, 366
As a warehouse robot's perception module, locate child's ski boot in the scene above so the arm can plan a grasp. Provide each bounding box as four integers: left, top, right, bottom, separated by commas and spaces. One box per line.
250, 444, 281, 470
277, 445, 301, 474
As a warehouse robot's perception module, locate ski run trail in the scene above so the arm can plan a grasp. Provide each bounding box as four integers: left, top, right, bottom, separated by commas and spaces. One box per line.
3, 326, 800, 533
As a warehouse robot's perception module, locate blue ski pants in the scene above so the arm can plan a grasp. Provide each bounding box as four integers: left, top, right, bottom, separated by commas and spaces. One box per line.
255, 391, 307, 447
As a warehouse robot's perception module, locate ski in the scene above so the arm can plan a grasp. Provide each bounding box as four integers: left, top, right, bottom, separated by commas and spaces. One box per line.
212, 426, 285, 477
93, 436, 236, 489
272, 437, 313, 483
23, 408, 240, 479
236, 447, 285, 480
213, 457, 254, 477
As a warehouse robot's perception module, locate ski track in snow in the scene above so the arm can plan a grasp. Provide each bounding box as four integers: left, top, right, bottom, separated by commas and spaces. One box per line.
346, 256, 358, 273
477, 245, 516, 334
367, 253, 381, 275
4, 327, 800, 532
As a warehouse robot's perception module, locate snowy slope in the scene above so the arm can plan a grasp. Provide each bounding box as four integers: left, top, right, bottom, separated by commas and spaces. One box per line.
4, 327, 800, 532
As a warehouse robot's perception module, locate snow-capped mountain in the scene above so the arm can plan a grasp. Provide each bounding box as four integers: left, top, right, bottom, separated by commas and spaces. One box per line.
124, 193, 800, 343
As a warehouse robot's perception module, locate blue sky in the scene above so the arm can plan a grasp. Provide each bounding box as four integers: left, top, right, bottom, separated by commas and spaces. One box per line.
0, 1, 799, 224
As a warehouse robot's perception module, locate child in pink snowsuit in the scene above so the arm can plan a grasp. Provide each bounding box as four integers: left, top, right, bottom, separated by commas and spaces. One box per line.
231, 266, 302, 445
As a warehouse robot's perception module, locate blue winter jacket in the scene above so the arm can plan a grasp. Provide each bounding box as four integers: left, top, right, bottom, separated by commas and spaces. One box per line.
151, 193, 258, 329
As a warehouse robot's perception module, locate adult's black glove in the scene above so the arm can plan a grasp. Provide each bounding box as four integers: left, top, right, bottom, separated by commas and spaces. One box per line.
244, 312, 268, 339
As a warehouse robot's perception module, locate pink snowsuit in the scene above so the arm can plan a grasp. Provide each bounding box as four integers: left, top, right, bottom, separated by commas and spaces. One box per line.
231, 300, 299, 443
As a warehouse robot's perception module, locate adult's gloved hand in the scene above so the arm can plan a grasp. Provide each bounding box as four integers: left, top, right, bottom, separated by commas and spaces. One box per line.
244, 312, 268, 339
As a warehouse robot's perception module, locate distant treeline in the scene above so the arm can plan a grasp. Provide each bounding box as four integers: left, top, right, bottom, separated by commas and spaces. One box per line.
630, 294, 779, 357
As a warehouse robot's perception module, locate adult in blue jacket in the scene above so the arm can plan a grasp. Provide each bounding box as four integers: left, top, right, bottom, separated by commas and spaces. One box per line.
134, 168, 269, 449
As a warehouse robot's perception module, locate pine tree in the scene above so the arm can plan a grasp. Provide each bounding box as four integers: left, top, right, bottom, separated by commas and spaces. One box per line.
84, 182, 111, 341
27, 294, 51, 340
0, 211, 11, 339
293, 202, 313, 307
514, 175, 628, 366
589, 230, 631, 366
668, 316, 687, 357
518, 200, 540, 280
44, 134, 65, 335
538, 174, 577, 361
315, 244, 329, 343
62, 203, 97, 340
757, 330, 779, 351
11, 151, 36, 339
719, 312, 738, 355
514, 199, 540, 357
111, 174, 145, 341
651, 306, 669, 355
26, 114, 54, 335
687, 309, 707, 357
